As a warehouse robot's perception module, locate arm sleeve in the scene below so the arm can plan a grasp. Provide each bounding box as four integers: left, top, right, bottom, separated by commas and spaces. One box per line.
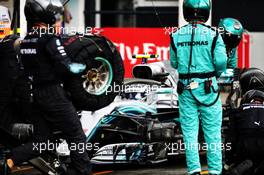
227, 48, 238, 69
214, 35, 228, 76
170, 36, 178, 69
45, 37, 71, 67
45, 37, 72, 75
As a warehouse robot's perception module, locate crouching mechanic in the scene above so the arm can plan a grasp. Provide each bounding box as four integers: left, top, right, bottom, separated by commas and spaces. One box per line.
170, 0, 227, 174
2, 0, 91, 174
218, 18, 244, 106
218, 18, 244, 69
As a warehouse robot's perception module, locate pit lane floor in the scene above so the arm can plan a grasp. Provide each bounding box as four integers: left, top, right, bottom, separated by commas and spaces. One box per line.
92, 156, 209, 175
13, 156, 210, 175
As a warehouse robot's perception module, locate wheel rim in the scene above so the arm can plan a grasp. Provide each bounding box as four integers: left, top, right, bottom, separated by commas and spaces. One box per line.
82, 57, 113, 95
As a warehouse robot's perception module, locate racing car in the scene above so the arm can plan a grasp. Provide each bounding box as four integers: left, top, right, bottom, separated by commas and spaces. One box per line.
80, 59, 264, 168
78, 56, 242, 166
57, 57, 181, 166
1, 32, 264, 175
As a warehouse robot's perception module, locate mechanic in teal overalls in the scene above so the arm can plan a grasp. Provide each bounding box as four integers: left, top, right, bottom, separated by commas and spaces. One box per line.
218, 18, 244, 168
170, 0, 227, 174
218, 18, 244, 69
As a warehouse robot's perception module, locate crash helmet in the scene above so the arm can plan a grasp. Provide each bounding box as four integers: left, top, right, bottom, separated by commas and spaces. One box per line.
183, 0, 211, 23
24, 0, 68, 26
218, 18, 244, 50
240, 90, 264, 105
240, 68, 264, 94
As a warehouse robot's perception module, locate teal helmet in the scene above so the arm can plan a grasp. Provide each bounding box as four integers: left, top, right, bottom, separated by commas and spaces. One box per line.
218, 18, 244, 49
183, 0, 211, 23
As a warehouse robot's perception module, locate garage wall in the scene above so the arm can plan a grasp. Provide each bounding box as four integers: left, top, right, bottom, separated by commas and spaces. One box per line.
250, 32, 264, 70
212, 0, 264, 32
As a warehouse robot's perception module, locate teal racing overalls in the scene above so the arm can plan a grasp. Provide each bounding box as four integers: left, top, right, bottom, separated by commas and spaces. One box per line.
170, 23, 227, 175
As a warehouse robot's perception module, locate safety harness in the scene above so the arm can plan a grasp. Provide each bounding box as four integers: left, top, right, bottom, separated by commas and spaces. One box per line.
171, 23, 220, 107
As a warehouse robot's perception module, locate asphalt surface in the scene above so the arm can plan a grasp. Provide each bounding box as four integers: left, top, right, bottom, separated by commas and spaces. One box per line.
17, 156, 210, 175
101, 165, 188, 175
92, 156, 209, 175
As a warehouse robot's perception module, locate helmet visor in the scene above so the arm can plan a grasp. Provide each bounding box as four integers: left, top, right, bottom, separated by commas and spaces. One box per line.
222, 32, 242, 49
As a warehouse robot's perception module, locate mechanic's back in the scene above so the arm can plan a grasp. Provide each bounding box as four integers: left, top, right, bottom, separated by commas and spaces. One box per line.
171, 24, 226, 77
20, 32, 70, 86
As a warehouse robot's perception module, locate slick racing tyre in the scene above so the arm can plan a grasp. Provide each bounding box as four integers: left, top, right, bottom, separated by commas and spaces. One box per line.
63, 35, 124, 111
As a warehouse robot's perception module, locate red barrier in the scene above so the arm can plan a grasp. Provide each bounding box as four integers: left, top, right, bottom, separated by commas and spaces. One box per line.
101, 28, 250, 77
237, 33, 250, 68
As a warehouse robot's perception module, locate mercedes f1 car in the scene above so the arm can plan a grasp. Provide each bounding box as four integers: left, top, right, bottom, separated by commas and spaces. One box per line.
1, 33, 264, 175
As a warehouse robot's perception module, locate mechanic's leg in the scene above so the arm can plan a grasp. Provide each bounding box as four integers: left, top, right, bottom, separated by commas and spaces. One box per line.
0, 103, 23, 133
179, 90, 201, 174
35, 86, 91, 175
10, 109, 51, 166
200, 98, 222, 175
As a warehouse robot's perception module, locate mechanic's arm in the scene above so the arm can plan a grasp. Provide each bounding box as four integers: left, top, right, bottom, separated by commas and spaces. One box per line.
170, 36, 178, 69
227, 48, 238, 69
214, 35, 228, 76
45, 37, 86, 75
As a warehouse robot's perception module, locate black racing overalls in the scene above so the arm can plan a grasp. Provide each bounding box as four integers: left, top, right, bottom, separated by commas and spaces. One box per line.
11, 31, 91, 175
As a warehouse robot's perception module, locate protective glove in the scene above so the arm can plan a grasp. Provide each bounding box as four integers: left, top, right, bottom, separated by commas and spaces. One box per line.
69, 63, 86, 74
233, 68, 241, 81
